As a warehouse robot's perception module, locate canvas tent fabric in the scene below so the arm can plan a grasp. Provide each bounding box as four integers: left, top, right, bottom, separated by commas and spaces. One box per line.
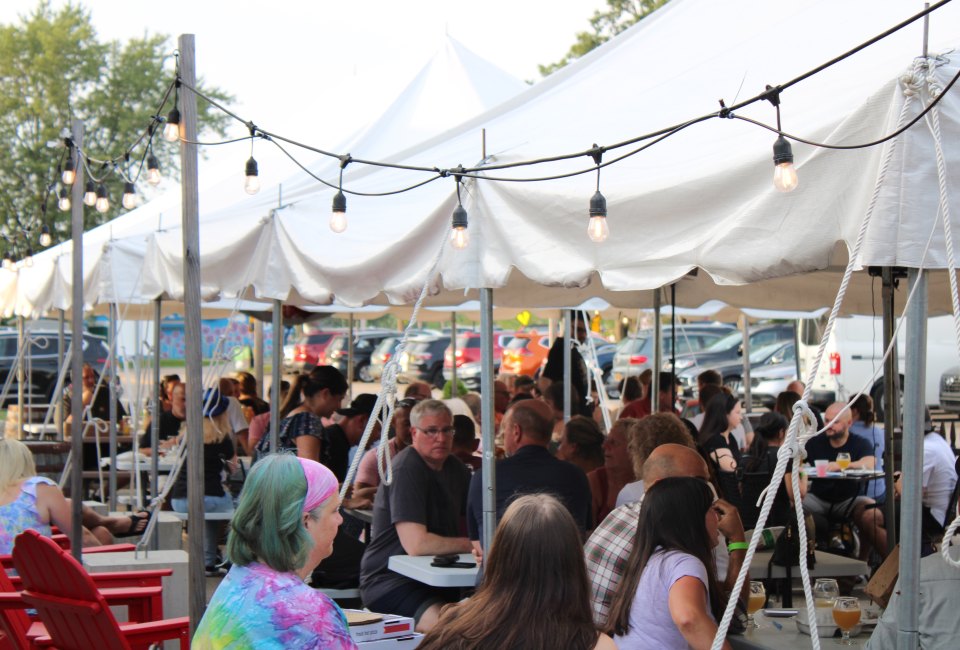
111, 0, 960, 317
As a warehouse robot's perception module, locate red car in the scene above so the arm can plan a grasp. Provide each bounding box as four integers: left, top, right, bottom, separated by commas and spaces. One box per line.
289, 330, 343, 370
442, 331, 514, 391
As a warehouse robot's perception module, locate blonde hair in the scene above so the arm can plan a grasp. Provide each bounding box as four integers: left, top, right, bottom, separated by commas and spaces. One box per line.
0, 438, 38, 489
179, 413, 230, 444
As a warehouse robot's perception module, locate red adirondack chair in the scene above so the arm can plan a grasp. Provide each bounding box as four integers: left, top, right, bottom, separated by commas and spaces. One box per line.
12, 530, 189, 650
0, 541, 136, 572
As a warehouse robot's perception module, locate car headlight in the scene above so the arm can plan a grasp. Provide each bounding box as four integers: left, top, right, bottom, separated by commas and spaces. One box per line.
670, 359, 696, 370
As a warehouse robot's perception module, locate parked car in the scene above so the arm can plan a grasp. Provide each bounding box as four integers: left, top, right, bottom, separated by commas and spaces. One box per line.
701, 340, 797, 395
940, 366, 960, 413
398, 334, 451, 387
609, 324, 736, 391
322, 329, 396, 382
442, 331, 515, 391
288, 330, 342, 371
672, 323, 796, 393
501, 331, 551, 377
750, 362, 801, 409
368, 336, 400, 383
0, 330, 110, 405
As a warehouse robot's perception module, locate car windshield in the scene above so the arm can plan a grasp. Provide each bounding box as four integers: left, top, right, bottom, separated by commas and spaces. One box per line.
703, 330, 743, 352
748, 342, 786, 364
506, 337, 531, 350
307, 333, 334, 344
456, 335, 481, 348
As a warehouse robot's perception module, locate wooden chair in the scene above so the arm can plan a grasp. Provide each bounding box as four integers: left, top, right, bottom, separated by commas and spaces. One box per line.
0, 541, 135, 572
12, 530, 189, 650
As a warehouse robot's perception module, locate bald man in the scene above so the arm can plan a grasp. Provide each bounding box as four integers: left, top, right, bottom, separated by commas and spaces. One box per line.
466, 399, 591, 559
585, 444, 747, 627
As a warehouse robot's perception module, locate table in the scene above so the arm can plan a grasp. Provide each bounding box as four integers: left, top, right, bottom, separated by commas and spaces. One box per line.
749, 550, 868, 607
807, 469, 885, 480
111, 451, 177, 472
388, 553, 478, 588
21, 423, 59, 440
730, 610, 875, 649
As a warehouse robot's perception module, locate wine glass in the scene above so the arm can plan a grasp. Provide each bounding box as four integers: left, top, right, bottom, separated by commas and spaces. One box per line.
836, 452, 851, 476
746, 581, 766, 630
814, 578, 839, 608
832, 597, 861, 645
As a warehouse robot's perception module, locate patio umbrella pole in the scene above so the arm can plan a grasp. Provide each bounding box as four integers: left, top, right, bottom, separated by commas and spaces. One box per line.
741, 314, 751, 411
479, 288, 496, 553
16, 316, 24, 428
652, 290, 662, 413
177, 34, 207, 631
57, 310, 64, 441
881, 268, 898, 552
563, 309, 571, 422
450, 312, 457, 397
270, 300, 282, 451
68, 118, 85, 560
254, 318, 264, 399
151, 297, 162, 549
348, 314, 354, 401
897, 268, 926, 650
108, 303, 118, 510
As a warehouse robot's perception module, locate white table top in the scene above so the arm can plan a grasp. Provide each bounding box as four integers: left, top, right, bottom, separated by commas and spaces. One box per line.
388, 553, 478, 588
805, 467, 885, 480
749, 550, 868, 580
730, 609, 876, 649
109, 451, 177, 472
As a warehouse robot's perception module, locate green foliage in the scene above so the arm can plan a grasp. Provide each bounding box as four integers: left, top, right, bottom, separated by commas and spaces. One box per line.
538, 0, 671, 77
0, 1, 232, 259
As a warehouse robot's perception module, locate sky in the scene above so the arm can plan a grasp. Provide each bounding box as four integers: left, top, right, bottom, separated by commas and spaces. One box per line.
0, 0, 609, 181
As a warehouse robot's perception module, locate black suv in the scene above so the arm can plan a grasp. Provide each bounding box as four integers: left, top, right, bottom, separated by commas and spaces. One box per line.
322, 329, 397, 382
398, 333, 451, 388
0, 330, 110, 405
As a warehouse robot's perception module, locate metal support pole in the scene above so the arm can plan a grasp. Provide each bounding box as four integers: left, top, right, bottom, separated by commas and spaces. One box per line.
108, 303, 118, 510
253, 318, 264, 399
652, 290, 662, 412
793, 319, 802, 386
450, 312, 458, 397
151, 298, 161, 550
881, 268, 898, 552
16, 316, 24, 427
479, 288, 496, 553
563, 310, 572, 422
741, 314, 752, 410
670, 284, 677, 407
897, 269, 926, 650
177, 34, 206, 631
68, 119, 84, 560
347, 314, 355, 400
57, 310, 65, 440
270, 300, 282, 451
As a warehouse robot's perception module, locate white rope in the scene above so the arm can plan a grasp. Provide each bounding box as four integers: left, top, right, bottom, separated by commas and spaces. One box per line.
576, 309, 612, 432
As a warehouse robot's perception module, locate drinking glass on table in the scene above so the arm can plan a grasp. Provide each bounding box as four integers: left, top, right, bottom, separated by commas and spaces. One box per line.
814, 578, 840, 627
835, 452, 851, 475
746, 581, 766, 630
832, 597, 861, 645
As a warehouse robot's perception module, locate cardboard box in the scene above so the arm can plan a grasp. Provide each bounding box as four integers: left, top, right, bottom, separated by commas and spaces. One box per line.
865, 544, 899, 608
356, 633, 422, 649
346, 610, 415, 643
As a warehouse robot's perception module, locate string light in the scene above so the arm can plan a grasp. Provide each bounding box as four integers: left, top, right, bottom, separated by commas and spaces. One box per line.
61, 157, 75, 186
244, 157, 260, 195
95, 184, 110, 213
82, 181, 97, 207
24, 249, 33, 268
163, 107, 181, 142
121, 182, 137, 210
57, 189, 71, 212
146, 153, 162, 186
2, 254, 13, 270
330, 155, 350, 233
39, 225, 52, 247
450, 172, 469, 249
772, 135, 798, 192
587, 146, 609, 243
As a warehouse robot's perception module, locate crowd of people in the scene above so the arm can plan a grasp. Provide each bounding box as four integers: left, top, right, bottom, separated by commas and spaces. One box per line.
4, 324, 960, 649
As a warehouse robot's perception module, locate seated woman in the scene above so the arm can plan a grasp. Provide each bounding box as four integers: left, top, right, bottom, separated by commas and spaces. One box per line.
557, 415, 605, 476
64, 363, 129, 471
607, 477, 732, 650
741, 411, 807, 530
588, 419, 637, 526
419, 494, 616, 650
193, 454, 356, 649
0, 438, 147, 552
698, 392, 743, 471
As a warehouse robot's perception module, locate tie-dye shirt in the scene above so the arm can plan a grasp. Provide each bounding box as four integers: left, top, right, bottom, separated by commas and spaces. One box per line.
0, 477, 54, 554
192, 562, 357, 650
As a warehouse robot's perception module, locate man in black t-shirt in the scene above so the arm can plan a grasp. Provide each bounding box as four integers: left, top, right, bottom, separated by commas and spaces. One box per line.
803, 402, 883, 557
359, 399, 471, 633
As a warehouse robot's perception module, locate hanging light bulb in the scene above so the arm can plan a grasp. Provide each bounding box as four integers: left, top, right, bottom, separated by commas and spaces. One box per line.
121, 182, 137, 210
24, 249, 33, 268
95, 184, 110, 213
39, 225, 52, 247
163, 107, 181, 142
57, 189, 71, 212
450, 204, 469, 249
146, 153, 161, 186
2, 254, 13, 270
330, 190, 347, 233
82, 181, 97, 206
62, 158, 76, 186
772, 135, 798, 192
244, 157, 260, 195
587, 190, 609, 243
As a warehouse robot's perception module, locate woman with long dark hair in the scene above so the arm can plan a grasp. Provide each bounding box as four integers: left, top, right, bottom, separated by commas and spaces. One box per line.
699, 392, 743, 470
606, 477, 732, 649
419, 494, 615, 650
849, 394, 885, 502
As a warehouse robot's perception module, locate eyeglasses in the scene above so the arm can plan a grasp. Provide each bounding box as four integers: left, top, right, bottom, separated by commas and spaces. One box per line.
418, 426, 456, 438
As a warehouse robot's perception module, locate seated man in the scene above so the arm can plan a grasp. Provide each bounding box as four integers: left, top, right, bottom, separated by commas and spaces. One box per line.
359, 399, 472, 632
324, 393, 379, 483
802, 402, 884, 557
466, 400, 590, 557
585, 443, 747, 627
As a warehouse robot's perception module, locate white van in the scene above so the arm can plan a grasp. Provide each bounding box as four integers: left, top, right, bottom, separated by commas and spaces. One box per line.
798, 315, 960, 415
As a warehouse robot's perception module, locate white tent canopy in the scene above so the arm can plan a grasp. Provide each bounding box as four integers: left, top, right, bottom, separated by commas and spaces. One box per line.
114, 0, 959, 317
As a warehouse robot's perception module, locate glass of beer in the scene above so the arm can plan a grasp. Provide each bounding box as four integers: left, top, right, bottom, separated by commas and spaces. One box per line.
746, 581, 766, 630
836, 452, 851, 475
832, 597, 861, 645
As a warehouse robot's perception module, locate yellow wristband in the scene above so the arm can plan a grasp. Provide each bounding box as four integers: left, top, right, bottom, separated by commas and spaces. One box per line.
727, 541, 749, 552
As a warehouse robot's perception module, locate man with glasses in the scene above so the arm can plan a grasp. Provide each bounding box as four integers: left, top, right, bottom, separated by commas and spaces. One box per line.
359, 399, 472, 632
540, 313, 592, 416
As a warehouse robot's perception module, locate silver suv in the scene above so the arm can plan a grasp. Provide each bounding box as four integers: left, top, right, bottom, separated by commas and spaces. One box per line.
609, 324, 736, 390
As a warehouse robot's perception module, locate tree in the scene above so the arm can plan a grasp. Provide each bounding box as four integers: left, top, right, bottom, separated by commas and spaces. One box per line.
0, 1, 232, 260
539, 0, 671, 77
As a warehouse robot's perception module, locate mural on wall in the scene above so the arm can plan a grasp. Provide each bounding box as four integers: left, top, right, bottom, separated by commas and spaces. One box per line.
159, 316, 277, 360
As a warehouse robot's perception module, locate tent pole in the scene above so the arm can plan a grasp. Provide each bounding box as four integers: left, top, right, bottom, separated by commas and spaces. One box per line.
897, 268, 926, 650
177, 34, 207, 631
151, 297, 161, 548
562, 310, 571, 422
881, 268, 898, 552
16, 315, 24, 428
793, 318, 802, 387
253, 318, 264, 399
450, 312, 457, 397
652, 290, 662, 412
741, 314, 751, 412
56, 310, 65, 440
347, 314, 355, 400
479, 288, 496, 554
270, 300, 282, 451
670, 284, 677, 408
108, 303, 118, 511
68, 118, 85, 560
